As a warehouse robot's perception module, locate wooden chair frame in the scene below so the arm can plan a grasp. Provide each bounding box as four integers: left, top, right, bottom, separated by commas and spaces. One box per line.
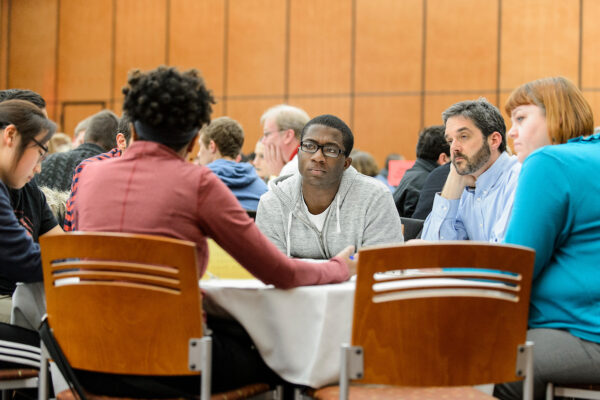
0, 339, 41, 400
337, 242, 536, 400
38, 232, 210, 400
546, 383, 600, 400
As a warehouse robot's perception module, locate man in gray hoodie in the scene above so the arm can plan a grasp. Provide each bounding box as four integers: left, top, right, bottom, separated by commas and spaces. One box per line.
256, 114, 403, 259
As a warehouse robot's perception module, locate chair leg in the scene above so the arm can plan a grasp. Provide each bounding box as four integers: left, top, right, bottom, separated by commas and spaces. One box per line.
38, 341, 49, 400
545, 382, 554, 400
2, 389, 8, 400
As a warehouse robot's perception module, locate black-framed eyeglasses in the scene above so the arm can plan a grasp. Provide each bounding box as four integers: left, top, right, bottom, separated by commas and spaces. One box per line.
300, 141, 344, 158
30, 137, 49, 162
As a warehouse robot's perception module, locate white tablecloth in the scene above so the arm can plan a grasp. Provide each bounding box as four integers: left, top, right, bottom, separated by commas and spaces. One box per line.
201, 279, 355, 388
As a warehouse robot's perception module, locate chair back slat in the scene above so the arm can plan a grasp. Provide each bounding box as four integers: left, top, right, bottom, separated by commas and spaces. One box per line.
352, 242, 534, 387
40, 232, 203, 376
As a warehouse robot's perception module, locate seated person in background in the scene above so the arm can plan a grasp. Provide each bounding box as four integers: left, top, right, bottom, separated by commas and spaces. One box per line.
252, 139, 269, 182
256, 114, 403, 259
422, 98, 520, 242
260, 104, 310, 178
0, 90, 62, 322
35, 109, 119, 191
350, 150, 379, 177
63, 113, 132, 231
375, 152, 403, 191
411, 162, 450, 220
196, 116, 267, 210
47, 132, 72, 154
494, 77, 600, 400
71, 66, 355, 396
393, 125, 449, 218
0, 100, 56, 320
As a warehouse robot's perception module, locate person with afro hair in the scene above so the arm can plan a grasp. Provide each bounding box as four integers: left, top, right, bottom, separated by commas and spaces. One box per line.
70, 66, 356, 396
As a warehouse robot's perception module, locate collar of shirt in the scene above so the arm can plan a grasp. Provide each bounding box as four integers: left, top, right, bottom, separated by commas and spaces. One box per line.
467, 152, 516, 197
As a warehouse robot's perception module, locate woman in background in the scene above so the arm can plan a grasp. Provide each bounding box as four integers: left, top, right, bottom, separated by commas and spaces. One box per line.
495, 77, 600, 399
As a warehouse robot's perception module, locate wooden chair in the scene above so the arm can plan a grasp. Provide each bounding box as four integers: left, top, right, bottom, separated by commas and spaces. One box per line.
38, 232, 276, 400
0, 333, 41, 400
313, 242, 536, 400
546, 383, 600, 400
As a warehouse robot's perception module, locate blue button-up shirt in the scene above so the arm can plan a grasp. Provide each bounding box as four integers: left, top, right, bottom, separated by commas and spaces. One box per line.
422, 152, 521, 242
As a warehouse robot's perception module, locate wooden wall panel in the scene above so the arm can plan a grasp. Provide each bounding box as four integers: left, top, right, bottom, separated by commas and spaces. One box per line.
353, 96, 421, 165
112, 0, 167, 112
288, 96, 351, 126
169, 0, 225, 98
8, 0, 58, 118
582, 91, 600, 129
423, 92, 497, 127
62, 103, 104, 138
0, 0, 9, 89
227, 0, 286, 96
426, 0, 498, 91
581, 0, 600, 89
354, 0, 422, 93
500, 0, 579, 90
226, 98, 284, 155
57, 0, 112, 102
288, 0, 352, 95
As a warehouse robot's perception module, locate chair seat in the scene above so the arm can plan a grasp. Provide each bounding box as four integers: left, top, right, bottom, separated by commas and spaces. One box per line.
57, 382, 271, 400
313, 385, 497, 400
0, 369, 38, 380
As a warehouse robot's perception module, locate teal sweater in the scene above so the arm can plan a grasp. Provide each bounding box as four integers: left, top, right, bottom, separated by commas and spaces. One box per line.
504, 133, 600, 343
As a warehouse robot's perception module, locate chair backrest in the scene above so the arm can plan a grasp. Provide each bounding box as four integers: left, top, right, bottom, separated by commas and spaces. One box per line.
352, 242, 534, 387
399, 217, 424, 240
40, 232, 203, 376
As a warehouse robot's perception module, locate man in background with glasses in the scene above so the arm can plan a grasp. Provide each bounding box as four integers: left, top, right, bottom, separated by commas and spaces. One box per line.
256, 114, 403, 260
260, 104, 309, 180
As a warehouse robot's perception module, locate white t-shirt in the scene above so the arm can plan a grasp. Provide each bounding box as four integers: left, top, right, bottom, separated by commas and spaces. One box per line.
302, 196, 330, 232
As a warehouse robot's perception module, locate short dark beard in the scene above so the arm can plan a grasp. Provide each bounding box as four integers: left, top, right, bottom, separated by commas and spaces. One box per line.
453, 141, 491, 175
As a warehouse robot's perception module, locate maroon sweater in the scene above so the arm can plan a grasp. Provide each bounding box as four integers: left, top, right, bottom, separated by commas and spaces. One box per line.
72, 141, 349, 288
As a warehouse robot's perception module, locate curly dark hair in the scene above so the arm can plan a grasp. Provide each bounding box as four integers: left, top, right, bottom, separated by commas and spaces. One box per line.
122, 66, 215, 149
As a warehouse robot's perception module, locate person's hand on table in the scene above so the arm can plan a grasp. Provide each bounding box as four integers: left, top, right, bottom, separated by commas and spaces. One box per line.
335, 245, 357, 278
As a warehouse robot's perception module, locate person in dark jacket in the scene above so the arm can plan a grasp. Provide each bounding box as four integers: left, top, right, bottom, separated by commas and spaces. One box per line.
196, 117, 267, 210
393, 125, 449, 217
35, 109, 119, 191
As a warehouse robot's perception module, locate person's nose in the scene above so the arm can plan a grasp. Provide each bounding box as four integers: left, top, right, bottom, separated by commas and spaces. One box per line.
450, 140, 461, 154
311, 147, 327, 162
33, 160, 42, 175
508, 125, 518, 139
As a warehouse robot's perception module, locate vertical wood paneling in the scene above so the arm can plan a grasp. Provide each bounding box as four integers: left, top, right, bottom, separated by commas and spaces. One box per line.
354, 0, 422, 93
0, 0, 9, 89
227, 0, 286, 96
500, 0, 579, 90
581, 0, 600, 88
169, 0, 225, 97
113, 0, 167, 111
582, 91, 600, 129
424, 92, 498, 127
288, 97, 351, 125
288, 0, 352, 95
426, 0, 498, 91
226, 98, 284, 154
62, 103, 104, 138
353, 96, 421, 165
8, 0, 59, 118
57, 0, 113, 102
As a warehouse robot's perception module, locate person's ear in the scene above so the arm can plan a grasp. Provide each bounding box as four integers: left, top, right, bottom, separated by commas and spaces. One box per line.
488, 131, 503, 151
3, 124, 17, 147
235, 153, 242, 162
437, 153, 449, 165
116, 133, 127, 151
282, 129, 295, 144
209, 140, 217, 154
344, 156, 352, 169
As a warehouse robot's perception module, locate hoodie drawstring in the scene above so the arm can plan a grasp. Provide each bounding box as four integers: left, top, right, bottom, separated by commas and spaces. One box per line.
286, 212, 293, 257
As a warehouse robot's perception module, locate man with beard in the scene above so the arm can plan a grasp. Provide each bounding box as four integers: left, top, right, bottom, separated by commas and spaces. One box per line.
421, 98, 520, 242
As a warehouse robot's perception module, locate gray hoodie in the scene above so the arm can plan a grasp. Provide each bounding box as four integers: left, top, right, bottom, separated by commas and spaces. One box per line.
256, 166, 403, 259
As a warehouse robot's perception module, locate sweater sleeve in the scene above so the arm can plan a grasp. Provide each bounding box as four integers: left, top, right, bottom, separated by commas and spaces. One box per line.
422, 194, 468, 240
504, 152, 568, 279
197, 173, 349, 288
0, 183, 43, 282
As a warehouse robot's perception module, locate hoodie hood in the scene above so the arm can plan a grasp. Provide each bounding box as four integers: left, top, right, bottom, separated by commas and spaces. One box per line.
207, 159, 261, 189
